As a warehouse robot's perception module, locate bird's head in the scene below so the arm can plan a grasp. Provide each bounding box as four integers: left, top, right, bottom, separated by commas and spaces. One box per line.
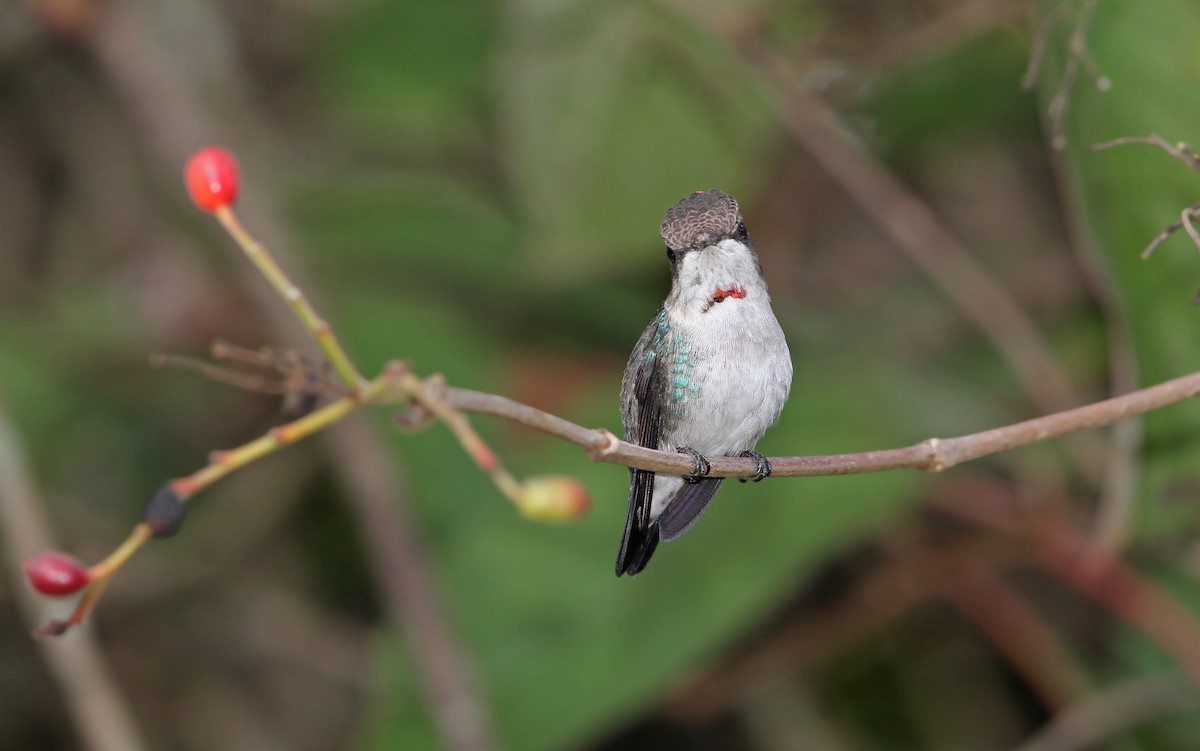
660, 190, 764, 315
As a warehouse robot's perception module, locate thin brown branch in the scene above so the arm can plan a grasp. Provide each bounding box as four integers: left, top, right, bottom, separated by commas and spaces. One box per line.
1021, 0, 1071, 90
1046, 0, 1099, 150
1091, 135, 1200, 299
443, 367, 1200, 479
1139, 212, 1194, 260
1090, 134, 1200, 260
1092, 134, 1200, 175
1183, 205, 1200, 253
0, 391, 148, 751
1025, 0, 1107, 150
149, 353, 290, 395
1010, 673, 1200, 751
1090, 407, 1141, 550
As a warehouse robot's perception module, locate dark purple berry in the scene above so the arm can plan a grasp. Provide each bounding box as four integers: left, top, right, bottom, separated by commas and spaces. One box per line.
144, 485, 185, 537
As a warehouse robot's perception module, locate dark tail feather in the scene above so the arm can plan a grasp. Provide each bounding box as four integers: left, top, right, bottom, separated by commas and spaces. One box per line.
658, 477, 723, 541
616, 519, 660, 576
616, 468, 659, 576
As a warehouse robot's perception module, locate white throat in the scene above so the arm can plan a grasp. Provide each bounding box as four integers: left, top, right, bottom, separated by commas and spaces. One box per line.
670, 238, 769, 319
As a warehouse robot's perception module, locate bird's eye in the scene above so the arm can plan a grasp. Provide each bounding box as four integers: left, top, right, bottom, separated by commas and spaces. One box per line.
736, 222, 748, 240
666, 248, 677, 263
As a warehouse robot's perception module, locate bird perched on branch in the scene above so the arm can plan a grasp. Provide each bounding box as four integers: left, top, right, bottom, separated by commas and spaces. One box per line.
616, 189, 792, 576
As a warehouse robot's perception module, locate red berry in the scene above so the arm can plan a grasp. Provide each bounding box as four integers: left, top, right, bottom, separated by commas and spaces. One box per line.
185, 146, 240, 211
23, 552, 91, 597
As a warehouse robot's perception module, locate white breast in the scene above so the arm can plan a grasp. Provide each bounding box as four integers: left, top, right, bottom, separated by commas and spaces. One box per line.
661, 238, 793, 457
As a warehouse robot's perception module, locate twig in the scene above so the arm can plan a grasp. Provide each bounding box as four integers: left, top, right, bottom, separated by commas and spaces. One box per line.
1010, 673, 1200, 751
1024, 0, 1109, 150
1047, 0, 1100, 150
1092, 134, 1200, 175
1091, 136, 1200, 258
212, 206, 368, 393
1135, 207, 1200, 261
443, 367, 1200, 478
150, 353, 291, 395
1021, 1, 1072, 90
1092, 135, 1200, 299
0, 390, 148, 751
1182, 205, 1200, 253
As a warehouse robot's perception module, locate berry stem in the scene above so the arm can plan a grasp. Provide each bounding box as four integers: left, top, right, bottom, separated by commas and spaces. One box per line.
87, 523, 154, 581
41, 523, 155, 635
213, 205, 367, 394
397, 369, 525, 506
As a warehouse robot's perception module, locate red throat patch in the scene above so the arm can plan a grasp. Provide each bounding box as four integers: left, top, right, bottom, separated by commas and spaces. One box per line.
710, 285, 747, 304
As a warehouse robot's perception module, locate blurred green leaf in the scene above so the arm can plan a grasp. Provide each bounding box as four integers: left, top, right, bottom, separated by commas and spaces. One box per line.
497, 2, 779, 283
316, 0, 495, 155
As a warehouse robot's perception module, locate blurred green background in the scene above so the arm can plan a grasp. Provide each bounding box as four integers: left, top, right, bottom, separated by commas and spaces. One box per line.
3, 0, 1200, 749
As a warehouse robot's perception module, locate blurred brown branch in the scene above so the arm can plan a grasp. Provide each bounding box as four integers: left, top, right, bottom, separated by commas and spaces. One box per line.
0, 390, 147, 751
1023, 0, 1110, 150
1011, 673, 1200, 751
941, 498, 1200, 688
901, 546, 1090, 709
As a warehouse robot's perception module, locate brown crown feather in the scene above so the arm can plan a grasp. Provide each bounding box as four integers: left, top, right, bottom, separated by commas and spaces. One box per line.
659, 189, 741, 251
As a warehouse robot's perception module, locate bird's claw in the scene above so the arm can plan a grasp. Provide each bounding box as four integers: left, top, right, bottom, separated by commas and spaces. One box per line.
675, 445, 711, 483
738, 450, 771, 483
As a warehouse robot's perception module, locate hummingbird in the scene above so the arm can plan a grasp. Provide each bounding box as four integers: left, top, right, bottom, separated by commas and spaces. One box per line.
616, 189, 793, 576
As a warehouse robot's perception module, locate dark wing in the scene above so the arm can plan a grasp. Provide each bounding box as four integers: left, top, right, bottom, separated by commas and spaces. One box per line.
616, 310, 666, 576
658, 478, 723, 541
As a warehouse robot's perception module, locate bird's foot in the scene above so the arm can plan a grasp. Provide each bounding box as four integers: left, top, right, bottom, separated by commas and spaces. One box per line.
738, 450, 772, 483
675, 446, 711, 483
